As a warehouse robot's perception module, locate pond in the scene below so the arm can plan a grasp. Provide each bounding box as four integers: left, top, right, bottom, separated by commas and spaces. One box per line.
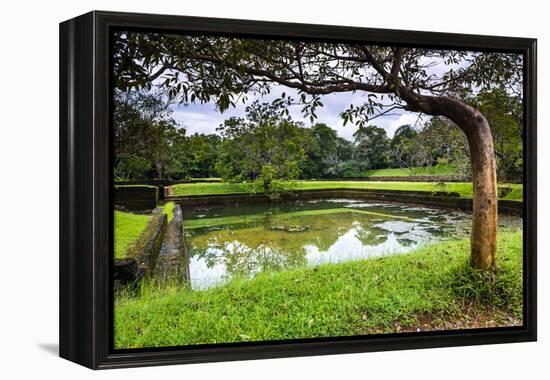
183, 199, 521, 289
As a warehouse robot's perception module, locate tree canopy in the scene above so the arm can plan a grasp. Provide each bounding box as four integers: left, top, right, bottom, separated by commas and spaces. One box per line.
215, 101, 308, 184
113, 32, 522, 127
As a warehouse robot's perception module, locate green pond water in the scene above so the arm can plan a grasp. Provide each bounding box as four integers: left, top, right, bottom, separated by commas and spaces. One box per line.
183, 199, 521, 289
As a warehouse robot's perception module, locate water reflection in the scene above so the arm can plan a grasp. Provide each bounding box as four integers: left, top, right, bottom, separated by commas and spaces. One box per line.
185, 199, 521, 289
305, 226, 410, 266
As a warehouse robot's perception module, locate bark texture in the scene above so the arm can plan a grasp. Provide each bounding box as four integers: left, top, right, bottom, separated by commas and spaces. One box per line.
401, 91, 498, 269
466, 120, 498, 269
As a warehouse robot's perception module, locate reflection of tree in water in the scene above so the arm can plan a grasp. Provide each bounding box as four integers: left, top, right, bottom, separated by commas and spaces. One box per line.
189, 229, 309, 277
188, 212, 411, 278
306, 221, 350, 252
190, 246, 220, 269
272, 212, 371, 252
396, 237, 417, 247
188, 212, 373, 276
224, 242, 307, 276
353, 222, 388, 246
191, 233, 306, 276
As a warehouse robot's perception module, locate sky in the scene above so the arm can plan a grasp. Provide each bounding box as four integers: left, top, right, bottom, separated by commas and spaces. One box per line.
163, 48, 508, 141
149, 44, 521, 142
170, 85, 425, 141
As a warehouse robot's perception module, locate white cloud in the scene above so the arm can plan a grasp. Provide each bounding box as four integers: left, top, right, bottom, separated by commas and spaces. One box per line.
172, 109, 222, 135
377, 112, 424, 138
169, 84, 424, 140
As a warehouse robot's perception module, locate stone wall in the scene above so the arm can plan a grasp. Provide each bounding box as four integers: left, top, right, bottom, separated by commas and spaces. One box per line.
113, 205, 194, 287
128, 213, 167, 273
154, 204, 191, 284
113, 213, 167, 287
115, 185, 159, 211
167, 188, 523, 216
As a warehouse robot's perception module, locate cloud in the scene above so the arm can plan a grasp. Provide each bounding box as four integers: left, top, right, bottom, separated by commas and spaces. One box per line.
171, 102, 245, 135
377, 112, 425, 138
169, 84, 423, 140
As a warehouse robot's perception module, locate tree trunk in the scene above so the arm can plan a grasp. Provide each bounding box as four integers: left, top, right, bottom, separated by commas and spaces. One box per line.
442, 101, 498, 269
404, 94, 498, 269
463, 117, 498, 269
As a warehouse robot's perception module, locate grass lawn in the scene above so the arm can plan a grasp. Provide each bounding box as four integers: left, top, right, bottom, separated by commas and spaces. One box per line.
170, 181, 523, 201
162, 201, 175, 223
114, 230, 523, 348
170, 181, 257, 196
361, 164, 456, 177
190, 177, 222, 182
114, 210, 152, 259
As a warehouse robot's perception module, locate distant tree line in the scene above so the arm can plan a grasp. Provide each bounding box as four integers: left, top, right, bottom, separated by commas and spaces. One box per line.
114, 88, 522, 183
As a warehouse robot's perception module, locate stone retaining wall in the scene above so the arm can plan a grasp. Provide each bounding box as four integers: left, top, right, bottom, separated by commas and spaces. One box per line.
154, 204, 191, 284
115, 185, 159, 211
113, 204, 195, 287
113, 213, 167, 287
130, 213, 167, 273
167, 188, 523, 216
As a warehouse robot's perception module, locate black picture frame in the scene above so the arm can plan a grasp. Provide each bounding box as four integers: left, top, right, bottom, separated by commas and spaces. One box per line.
59, 10, 537, 369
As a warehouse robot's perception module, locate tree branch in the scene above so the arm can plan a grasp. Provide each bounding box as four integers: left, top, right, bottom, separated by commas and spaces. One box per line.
186, 52, 393, 95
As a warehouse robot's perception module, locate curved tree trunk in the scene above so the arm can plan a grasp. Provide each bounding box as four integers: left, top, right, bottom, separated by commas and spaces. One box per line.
403, 94, 498, 269
461, 113, 498, 269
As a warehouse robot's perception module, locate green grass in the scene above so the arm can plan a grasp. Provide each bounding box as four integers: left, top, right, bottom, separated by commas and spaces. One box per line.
361, 165, 456, 177
114, 230, 523, 348
114, 211, 152, 259
171, 181, 257, 196
170, 180, 523, 201
162, 201, 175, 223
190, 177, 222, 182
500, 186, 524, 201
